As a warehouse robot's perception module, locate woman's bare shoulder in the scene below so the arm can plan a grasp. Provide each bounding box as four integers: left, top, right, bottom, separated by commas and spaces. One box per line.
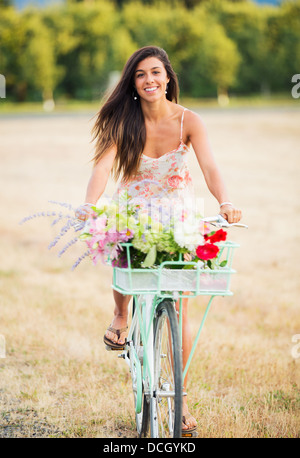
182, 108, 207, 137
167, 104, 206, 133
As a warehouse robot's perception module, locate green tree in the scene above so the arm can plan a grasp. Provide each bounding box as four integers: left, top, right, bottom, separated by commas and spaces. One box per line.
44, 1, 137, 99
267, 0, 300, 91
1, 0, 297, 101
19, 9, 62, 101
44, 1, 133, 99
0, 7, 62, 101
122, 1, 194, 70
42, 5, 82, 98
0, 0, 13, 6
205, 0, 283, 94
0, 7, 27, 100
122, 1, 240, 97
194, 22, 240, 98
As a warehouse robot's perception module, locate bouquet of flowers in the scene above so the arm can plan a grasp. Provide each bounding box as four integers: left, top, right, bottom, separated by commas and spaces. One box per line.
19, 194, 228, 271
79, 193, 228, 270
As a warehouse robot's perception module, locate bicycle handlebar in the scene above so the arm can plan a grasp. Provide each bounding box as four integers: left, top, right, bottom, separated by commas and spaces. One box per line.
75, 213, 248, 230
202, 214, 248, 229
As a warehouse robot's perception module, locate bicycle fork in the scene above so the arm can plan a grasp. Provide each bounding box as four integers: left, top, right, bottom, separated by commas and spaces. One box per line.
139, 295, 159, 436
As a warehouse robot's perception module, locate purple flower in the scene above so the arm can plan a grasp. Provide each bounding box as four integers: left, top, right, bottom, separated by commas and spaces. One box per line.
71, 250, 90, 270
111, 247, 128, 268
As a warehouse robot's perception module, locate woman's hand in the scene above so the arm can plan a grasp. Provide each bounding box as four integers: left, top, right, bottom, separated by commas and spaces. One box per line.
75, 203, 94, 221
219, 204, 242, 224
184, 253, 193, 261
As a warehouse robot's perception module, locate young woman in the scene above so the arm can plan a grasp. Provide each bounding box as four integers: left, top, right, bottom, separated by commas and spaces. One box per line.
76, 46, 242, 434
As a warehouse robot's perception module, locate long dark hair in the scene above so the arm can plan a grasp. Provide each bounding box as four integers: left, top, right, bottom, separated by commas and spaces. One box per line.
92, 46, 179, 182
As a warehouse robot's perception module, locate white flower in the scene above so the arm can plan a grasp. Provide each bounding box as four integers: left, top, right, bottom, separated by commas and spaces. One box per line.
173, 215, 204, 251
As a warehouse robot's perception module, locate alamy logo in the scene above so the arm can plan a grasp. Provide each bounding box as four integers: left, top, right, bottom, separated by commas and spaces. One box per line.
0, 74, 6, 98
291, 334, 300, 359
291, 74, 300, 99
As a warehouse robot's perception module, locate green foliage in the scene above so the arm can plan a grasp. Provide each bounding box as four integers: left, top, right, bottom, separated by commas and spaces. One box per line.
267, 1, 300, 90
176, 7, 241, 96
0, 7, 24, 100
0, 6, 62, 101
44, 2, 118, 98
122, 1, 240, 97
0, 0, 299, 101
204, 0, 300, 94
20, 10, 61, 100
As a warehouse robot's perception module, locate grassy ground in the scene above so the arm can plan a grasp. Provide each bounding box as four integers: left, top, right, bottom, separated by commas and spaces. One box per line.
0, 93, 298, 115
0, 104, 299, 438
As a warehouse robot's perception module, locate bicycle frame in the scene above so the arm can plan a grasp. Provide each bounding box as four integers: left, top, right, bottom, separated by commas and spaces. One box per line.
113, 240, 240, 425
106, 212, 246, 439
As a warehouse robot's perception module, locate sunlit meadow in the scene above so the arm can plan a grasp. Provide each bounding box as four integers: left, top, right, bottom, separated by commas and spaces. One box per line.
0, 105, 299, 437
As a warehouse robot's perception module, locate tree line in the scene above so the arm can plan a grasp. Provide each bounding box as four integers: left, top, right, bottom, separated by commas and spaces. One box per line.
0, 0, 299, 102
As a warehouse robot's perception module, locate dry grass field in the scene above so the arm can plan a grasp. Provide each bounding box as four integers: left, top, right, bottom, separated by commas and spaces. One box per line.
0, 105, 299, 438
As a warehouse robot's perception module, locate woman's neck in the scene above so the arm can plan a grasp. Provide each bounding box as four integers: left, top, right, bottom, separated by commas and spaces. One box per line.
140, 98, 173, 124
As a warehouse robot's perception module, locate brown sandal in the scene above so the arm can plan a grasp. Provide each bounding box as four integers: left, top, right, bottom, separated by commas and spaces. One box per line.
103, 326, 128, 350
182, 413, 198, 436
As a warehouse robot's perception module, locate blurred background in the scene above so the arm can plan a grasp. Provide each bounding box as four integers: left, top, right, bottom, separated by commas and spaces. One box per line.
1, 0, 299, 109
0, 0, 299, 439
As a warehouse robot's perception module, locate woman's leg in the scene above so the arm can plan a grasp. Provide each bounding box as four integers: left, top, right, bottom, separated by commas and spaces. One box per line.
175, 296, 197, 431
104, 290, 131, 345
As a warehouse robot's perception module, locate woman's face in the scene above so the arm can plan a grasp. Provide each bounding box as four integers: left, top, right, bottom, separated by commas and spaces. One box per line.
134, 56, 170, 102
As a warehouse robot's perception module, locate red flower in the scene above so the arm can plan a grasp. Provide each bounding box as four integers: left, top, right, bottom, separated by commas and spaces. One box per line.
204, 229, 227, 243
196, 243, 219, 260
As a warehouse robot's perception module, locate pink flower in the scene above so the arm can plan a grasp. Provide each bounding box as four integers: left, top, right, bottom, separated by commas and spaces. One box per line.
198, 222, 211, 235
105, 229, 119, 244
167, 175, 183, 188
184, 171, 192, 184
89, 215, 107, 236
119, 228, 133, 242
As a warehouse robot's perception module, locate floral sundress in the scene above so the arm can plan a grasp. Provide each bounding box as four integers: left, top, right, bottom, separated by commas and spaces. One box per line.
113, 108, 194, 207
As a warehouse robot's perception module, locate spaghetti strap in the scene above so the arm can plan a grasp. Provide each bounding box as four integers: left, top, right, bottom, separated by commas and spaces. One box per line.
180, 108, 187, 142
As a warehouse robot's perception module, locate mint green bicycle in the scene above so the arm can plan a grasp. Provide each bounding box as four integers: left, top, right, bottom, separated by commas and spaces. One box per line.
110, 215, 246, 438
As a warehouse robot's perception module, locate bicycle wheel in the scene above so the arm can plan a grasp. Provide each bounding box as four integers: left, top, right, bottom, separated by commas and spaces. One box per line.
130, 297, 150, 437
151, 299, 183, 438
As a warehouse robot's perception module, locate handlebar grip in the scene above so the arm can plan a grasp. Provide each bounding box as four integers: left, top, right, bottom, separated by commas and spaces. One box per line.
202, 214, 248, 229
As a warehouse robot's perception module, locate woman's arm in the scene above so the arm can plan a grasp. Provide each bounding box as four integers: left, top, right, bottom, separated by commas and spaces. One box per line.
76, 145, 117, 220
186, 110, 242, 223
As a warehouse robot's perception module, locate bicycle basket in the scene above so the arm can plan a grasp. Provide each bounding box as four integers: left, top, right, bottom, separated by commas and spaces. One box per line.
112, 242, 239, 297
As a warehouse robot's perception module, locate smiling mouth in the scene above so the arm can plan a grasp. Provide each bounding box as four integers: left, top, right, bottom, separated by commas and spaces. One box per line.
144, 86, 159, 93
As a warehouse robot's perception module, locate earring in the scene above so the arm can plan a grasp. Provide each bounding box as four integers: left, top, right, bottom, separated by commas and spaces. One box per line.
165, 83, 169, 95
132, 90, 138, 100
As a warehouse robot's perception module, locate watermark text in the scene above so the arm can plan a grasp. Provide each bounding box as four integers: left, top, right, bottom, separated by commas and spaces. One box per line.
0, 74, 6, 99
291, 74, 300, 99
291, 334, 300, 359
